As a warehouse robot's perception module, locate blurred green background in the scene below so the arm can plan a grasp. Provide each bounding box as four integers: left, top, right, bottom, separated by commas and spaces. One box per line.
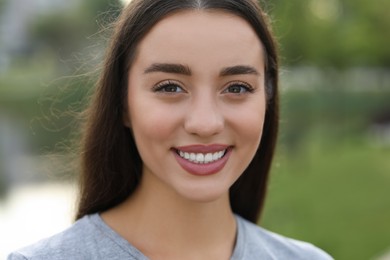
0, 0, 389, 259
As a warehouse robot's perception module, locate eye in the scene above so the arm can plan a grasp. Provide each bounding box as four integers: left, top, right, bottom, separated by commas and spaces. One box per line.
223, 82, 254, 94
153, 81, 185, 93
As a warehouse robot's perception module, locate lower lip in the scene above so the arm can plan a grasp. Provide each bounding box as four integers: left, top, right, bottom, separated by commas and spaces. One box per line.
172, 148, 232, 176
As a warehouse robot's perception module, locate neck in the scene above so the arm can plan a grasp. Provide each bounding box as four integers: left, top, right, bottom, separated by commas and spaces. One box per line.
102, 174, 237, 259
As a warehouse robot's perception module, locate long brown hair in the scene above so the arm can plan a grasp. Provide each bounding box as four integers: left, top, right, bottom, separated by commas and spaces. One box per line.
76, 0, 279, 223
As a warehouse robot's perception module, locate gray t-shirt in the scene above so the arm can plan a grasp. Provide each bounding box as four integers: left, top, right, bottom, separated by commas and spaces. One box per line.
8, 214, 333, 259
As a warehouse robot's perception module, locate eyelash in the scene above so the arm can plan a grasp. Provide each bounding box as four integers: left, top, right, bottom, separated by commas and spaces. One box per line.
152, 80, 255, 95
223, 81, 255, 94
152, 80, 185, 93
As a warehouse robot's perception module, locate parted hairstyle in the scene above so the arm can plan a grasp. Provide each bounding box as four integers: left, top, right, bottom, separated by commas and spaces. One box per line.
76, 0, 279, 223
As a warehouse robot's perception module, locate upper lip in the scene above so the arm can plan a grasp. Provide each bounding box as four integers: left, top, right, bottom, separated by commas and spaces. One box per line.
174, 144, 230, 153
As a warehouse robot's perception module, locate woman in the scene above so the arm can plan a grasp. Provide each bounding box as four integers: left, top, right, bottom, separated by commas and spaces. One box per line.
8, 0, 333, 259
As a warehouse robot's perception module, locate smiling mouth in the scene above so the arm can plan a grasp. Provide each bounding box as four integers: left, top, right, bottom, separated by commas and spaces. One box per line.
175, 149, 227, 164
172, 145, 231, 175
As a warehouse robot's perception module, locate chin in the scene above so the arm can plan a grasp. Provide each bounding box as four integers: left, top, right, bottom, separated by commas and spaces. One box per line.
175, 184, 230, 204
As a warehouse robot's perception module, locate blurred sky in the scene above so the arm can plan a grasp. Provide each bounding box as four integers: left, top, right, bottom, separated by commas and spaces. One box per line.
0, 183, 75, 259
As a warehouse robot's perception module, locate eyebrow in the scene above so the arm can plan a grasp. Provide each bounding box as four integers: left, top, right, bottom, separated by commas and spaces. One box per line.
144, 63, 260, 77
144, 63, 191, 75
219, 65, 260, 77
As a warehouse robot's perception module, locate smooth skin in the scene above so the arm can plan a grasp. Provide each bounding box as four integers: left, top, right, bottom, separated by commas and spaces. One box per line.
103, 10, 267, 260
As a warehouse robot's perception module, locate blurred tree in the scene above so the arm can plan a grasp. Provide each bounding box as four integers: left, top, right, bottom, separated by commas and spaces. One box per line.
27, 0, 390, 68
0, 0, 5, 10
29, 0, 121, 60
268, 0, 390, 67
12, 0, 122, 155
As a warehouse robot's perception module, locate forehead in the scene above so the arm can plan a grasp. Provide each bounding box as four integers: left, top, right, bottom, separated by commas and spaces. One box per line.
134, 10, 265, 71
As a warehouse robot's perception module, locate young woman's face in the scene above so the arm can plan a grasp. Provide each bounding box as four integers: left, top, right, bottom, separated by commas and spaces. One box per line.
125, 10, 266, 202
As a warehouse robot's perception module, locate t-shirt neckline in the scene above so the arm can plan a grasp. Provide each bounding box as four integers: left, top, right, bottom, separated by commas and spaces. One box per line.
88, 213, 246, 259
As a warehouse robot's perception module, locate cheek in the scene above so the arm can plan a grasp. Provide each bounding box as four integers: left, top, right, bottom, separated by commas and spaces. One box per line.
237, 112, 265, 150
225, 101, 266, 146
229, 106, 265, 174
128, 98, 183, 144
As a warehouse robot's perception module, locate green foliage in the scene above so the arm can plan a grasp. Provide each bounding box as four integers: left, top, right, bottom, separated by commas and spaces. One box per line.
263, 136, 390, 259
262, 89, 390, 259
0, 58, 91, 154
23, 0, 390, 68
29, 0, 121, 59
0, 0, 6, 11
268, 0, 390, 67
80, 0, 121, 19
31, 12, 86, 57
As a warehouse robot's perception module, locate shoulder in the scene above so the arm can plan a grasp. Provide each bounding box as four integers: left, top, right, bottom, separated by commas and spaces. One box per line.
235, 215, 333, 260
7, 214, 127, 260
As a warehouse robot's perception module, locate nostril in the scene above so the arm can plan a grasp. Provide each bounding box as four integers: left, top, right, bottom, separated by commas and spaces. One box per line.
183, 98, 224, 136
184, 116, 224, 136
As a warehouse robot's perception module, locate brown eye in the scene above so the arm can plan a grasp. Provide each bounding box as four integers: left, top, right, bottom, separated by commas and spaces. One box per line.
224, 82, 253, 94
153, 81, 185, 93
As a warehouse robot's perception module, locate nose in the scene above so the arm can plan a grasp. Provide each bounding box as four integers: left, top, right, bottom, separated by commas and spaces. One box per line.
184, 94, 224, 137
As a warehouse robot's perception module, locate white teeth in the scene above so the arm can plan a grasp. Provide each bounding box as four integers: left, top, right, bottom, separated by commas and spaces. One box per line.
196, 153, 204, 162
205, 153, 213, 163
177, 149, 227, 164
